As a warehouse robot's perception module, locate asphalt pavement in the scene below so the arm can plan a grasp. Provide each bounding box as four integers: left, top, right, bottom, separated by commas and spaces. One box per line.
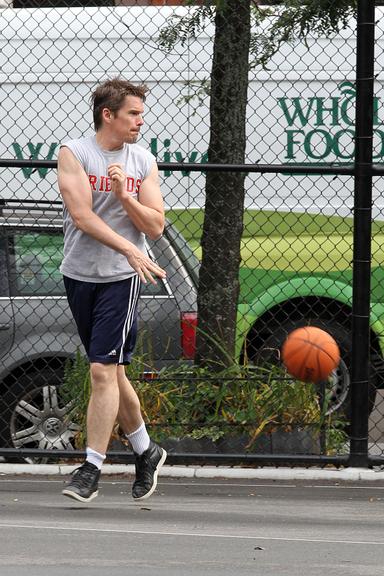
0, 472, 384, 576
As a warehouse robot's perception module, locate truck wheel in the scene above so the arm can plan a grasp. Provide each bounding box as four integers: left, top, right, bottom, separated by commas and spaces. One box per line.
251, 321, 377, 420
0, 367, 80, 463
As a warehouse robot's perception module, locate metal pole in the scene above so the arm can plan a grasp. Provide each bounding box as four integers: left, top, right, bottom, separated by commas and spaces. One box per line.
349, 0, 375, 467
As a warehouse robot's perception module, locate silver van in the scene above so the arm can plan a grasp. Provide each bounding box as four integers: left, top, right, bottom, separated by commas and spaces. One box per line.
0, 200, 199, 455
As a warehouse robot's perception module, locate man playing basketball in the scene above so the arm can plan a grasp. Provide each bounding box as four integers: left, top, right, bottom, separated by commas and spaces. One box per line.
58, 77, 167, 503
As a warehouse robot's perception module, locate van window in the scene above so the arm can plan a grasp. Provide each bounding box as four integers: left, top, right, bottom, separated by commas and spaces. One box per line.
8, 231, 168, 297
8, 231, 65, 296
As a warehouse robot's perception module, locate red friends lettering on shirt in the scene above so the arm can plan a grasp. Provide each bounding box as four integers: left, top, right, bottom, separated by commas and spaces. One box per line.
99, 175, 112, 192
88, 174, 142, 194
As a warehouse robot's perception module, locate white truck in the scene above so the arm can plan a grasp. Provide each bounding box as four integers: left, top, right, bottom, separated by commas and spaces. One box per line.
0, 5, 383, 217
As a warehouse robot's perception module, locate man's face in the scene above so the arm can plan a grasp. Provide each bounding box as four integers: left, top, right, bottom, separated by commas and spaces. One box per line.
109, 95, 145, 143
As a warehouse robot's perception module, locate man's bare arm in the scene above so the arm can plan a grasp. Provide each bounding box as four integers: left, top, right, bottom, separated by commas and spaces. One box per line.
108, 162, 165, 240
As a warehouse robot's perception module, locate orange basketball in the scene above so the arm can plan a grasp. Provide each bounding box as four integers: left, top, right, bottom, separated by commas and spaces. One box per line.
281, 326, 340, 383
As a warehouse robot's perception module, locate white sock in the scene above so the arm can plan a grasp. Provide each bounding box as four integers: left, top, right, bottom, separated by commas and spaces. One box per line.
126, 422, 150, 455
86, 447, 106, 470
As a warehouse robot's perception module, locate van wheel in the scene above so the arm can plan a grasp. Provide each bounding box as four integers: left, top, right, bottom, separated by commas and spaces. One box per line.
250, 320, 378, 420
0, 367, 80, 463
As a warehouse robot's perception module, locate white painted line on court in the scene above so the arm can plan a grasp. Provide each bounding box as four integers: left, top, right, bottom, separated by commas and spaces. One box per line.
304, 484, 384, 490
0, 522, 382, 546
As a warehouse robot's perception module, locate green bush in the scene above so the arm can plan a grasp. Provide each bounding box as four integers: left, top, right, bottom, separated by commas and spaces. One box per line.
61, 351, 347, 453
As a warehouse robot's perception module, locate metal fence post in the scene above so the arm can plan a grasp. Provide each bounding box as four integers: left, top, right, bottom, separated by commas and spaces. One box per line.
349, 0, 376, 467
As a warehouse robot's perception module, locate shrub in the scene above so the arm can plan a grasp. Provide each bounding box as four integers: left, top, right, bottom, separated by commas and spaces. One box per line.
61, 351, 347, 453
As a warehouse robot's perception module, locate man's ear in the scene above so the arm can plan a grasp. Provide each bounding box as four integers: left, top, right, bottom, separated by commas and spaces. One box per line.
102, 107, 113, 124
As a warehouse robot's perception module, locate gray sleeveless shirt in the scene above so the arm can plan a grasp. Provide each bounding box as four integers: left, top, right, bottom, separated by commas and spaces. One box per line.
60, 136, 155, 283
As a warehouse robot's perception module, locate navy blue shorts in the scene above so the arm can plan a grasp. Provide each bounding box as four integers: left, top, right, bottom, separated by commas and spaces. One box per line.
64, 275, 140, 365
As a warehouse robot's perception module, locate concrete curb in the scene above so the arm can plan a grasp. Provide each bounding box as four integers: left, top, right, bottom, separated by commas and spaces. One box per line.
0, 463, 384, 481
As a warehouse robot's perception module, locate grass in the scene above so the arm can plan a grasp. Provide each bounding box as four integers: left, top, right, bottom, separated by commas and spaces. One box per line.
166, 208, 384, 273
166, 208, 360, 241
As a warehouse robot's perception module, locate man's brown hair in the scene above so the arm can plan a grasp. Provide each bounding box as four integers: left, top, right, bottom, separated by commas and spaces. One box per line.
91, 77, 149, 131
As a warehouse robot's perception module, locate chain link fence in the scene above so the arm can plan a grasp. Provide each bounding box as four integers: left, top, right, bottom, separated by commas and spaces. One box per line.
0, 1, 381, 466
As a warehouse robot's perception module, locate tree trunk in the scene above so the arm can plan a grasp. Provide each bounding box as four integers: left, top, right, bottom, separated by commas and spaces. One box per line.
195, 0, 251, 367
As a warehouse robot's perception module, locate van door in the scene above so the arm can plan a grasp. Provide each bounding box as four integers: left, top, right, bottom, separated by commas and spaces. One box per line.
0, 236, 14, 358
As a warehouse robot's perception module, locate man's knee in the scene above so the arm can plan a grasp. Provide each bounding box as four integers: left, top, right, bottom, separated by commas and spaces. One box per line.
90, 362, 118, 389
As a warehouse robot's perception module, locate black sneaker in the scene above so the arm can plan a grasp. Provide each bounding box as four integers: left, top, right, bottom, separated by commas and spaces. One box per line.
62, 461, 100, 503
132, 441, 167, 500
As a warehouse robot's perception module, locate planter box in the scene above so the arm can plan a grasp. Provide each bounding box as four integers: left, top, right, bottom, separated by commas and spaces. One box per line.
160, 428, 320, 455
110, 426, 321, 456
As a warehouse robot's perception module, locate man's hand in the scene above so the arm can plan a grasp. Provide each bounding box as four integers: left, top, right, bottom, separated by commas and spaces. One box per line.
108, 163, 127, 199
124, 243, 166, 285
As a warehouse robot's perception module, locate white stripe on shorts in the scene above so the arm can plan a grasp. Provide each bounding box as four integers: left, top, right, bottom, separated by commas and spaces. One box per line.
119, 274, 141, 364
